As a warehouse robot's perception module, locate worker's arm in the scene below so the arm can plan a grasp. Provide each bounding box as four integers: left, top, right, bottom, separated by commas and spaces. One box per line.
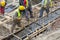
13, 12, 18, 20
49, 0, 53, 8
13, 12, 21, 22
19, 0, 24, 5
40, 0, 45, 7
29, 0, 32, 6
27, 0, 32, 8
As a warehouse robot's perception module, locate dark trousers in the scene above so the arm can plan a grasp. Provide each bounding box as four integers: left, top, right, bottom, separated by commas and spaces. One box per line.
40, 7, 49, 17
20, 10, 29, 19
27, 6, 33, 18
22, 7, 33, 19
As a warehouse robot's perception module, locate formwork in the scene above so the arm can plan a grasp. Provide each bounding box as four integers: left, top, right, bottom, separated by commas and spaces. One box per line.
0, 0, 60, 40
2, 8, 60, 40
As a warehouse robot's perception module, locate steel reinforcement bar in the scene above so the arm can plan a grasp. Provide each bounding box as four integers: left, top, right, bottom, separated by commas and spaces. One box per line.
2, 8, 60, 40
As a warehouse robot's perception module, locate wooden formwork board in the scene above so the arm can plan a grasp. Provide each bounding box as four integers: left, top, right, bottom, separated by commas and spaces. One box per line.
14, 8, 60, 40
0, 16, 12, 32
0, 3, 59, 33
24, 17, 58, 40
0, 2, 59, 39
2, 7, 60, 40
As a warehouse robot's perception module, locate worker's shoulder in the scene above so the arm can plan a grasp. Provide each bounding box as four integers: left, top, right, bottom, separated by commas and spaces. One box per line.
14, 9, 18, 13
14, 9, 18, 15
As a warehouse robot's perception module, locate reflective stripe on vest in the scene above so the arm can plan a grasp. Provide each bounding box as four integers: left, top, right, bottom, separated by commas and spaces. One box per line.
44, 0, 47, 6
17, 10, 21, 18
44, 0, 52, 6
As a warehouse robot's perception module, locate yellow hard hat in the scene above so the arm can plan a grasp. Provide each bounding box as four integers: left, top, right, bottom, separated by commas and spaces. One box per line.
1, 1, 5, 7
19, 6, 25, 10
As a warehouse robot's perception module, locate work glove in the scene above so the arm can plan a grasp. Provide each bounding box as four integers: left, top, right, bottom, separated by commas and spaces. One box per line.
54, 4, 57, 7
44, 5, 47, 8
17, 18, 21, 21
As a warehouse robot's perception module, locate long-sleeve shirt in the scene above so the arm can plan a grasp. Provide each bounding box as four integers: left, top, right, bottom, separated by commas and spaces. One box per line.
13, 12, 18, 20
0, 6, 5, 14
41, 0, 45, 6
41, 0, 52, 7
13, 12, 21, 23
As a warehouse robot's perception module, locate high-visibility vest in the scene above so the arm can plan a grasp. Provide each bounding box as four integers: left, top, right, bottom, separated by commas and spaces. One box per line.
17, 10, 21, 18
44, 0, 47, 6
44, 0, 52, 7
50, 0, 53, 7
26, 0, 28, 7
24, 0, 28, 7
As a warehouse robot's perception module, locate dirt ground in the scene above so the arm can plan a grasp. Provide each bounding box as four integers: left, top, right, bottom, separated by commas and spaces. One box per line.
31, 17, 60, 40
52, 17, 60, 30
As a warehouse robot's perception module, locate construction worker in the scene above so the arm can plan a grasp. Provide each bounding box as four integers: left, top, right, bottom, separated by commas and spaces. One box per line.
11, 6, 25, 32
19, 0, 34, 18
39, 0, 53, 17
19, 0, 24, 5
24, 0, 34, 18
0, 0, 6, 16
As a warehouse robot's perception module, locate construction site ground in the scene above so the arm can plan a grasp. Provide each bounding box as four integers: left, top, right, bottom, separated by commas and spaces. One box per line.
32, 17, 60, 40
0, 1, 60, 40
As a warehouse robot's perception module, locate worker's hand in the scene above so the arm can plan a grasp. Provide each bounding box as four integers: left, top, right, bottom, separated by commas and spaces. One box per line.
54, 4, 57, 7
17, 18, 21, 21
26, 6, 28, 9
50, 5, 54, 8
44, 6, 47, 8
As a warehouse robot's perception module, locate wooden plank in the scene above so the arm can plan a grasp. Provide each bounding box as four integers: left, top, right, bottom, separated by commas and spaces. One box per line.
24, 17, 57, 40
13, 34, 22, 40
